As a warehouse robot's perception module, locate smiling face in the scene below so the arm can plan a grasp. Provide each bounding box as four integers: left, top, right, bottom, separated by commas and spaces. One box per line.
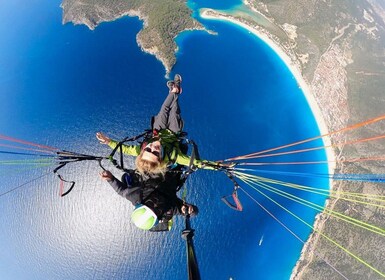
141, 141, 162, 163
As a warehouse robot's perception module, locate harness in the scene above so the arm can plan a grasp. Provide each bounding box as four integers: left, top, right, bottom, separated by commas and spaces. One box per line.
109, 129, 199, 188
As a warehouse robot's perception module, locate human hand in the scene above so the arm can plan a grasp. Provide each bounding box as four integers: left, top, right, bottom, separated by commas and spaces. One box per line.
218, 161, 236, 169
181, 203, 198, 216
99, 170, 114, 181
96, 132, 111, 145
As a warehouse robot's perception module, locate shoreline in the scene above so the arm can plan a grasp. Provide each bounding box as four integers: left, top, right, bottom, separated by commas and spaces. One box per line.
200, 8, 336, 279
200, 8, 335, 174
61, 5, 206, 76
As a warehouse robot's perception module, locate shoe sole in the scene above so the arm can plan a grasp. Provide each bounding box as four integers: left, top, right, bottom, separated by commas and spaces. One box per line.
174, 74, 182, 84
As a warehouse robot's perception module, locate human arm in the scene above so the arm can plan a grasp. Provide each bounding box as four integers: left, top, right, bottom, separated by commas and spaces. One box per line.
174, 152, 222, 170
99, 170, 142, 205
107, 140, 141, 156
170, 196, 199, 217
96, 132, 141, 156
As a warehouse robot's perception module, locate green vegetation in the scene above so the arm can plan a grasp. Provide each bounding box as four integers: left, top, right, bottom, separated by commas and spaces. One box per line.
61, 0, 385, 278
61, 0, 203, 72
253, 1, 385, 279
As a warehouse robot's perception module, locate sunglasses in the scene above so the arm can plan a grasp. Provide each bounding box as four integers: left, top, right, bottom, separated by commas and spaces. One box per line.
143, 147, 161, 158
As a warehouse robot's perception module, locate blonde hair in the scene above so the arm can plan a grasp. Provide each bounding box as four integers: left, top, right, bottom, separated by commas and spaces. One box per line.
135, 152, 167, 176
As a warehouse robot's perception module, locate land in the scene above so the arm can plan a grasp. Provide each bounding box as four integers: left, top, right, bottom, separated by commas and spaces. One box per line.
61, 0, 385, 279
201, 1, 385, 279
61, 0, 205, 74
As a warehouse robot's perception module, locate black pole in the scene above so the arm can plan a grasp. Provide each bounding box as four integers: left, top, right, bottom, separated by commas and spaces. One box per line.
181, 215, 201, 280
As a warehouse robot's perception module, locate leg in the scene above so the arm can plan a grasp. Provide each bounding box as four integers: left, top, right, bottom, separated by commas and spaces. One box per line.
153, 92, 179, 131
167, 95, 183, 133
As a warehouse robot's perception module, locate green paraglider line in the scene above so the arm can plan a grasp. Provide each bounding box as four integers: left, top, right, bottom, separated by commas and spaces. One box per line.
239, 186, 349, 280
238, 174, 385, 236
0, 163, 55, 178
1, 113, 385, 280
238, 176, 385, 278
234, 168, 385, 183
234, 171, 385, 208
0, 150, 55, 157
0, 158, 55, 165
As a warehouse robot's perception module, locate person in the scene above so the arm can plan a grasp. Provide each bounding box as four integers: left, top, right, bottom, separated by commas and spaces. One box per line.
96, 74, 221, 176
99, 168, 198, 231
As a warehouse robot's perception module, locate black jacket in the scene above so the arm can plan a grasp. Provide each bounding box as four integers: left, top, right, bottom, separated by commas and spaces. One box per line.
107, 170, 186, 221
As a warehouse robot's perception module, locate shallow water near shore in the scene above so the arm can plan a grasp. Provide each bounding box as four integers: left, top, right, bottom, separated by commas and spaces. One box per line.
0, 0, 328, 279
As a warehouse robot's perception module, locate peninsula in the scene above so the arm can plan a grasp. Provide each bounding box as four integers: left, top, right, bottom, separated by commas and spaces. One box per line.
61, 0, 204, 74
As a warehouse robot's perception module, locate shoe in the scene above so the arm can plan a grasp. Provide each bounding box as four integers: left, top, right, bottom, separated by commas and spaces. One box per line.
174, 74, 182, 86
174, 74, 182, 94
167, 81, 175, 92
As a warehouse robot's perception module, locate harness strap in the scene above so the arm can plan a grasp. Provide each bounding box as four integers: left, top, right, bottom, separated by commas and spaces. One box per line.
53, 160, 77, 196
222, 171, 243, 211
221, 189, 243, 211
109, 131, 150, 171
57, 174, 75, 197
53, 151, 106, 197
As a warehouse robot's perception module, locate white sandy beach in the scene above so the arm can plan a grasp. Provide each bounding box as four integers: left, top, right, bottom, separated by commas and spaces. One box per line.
200, 9, 335, 175
200, 8, 337, 279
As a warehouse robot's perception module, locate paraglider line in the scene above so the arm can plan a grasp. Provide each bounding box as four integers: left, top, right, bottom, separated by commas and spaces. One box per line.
239, 186, 350, 280
228, 134, 385, 161
0, 171, 51, 198
238, 175, 385, 236
225, 114, 385, 161
238, 177, 385, 278
0, 134, 58, 151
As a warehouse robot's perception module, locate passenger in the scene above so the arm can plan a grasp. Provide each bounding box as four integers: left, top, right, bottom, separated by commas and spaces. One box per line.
100, 169, 198, 231
96, 74, 220, 176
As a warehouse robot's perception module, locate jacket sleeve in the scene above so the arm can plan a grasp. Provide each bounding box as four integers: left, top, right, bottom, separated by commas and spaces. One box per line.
108, 140, 141, 156
170, 197, 185, 216
107, 177, 142, 205
168, 198, 198, 217
174, 152, 220, 170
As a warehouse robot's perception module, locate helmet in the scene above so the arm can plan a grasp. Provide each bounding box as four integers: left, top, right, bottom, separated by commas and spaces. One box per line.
131, 204, 158, 230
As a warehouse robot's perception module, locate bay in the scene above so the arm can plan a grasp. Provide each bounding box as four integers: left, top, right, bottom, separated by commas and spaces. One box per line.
0, 0, 328, 279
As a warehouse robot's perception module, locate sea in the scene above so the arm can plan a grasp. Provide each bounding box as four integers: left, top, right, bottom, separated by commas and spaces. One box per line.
0, 0, 329, 279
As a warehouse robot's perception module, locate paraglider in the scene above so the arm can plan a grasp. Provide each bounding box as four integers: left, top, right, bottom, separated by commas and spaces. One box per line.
95, 74, 225, 232
99, 168, 198, 231
1, 76, 385, 279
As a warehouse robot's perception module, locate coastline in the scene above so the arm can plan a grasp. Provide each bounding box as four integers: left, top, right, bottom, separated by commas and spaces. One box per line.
200, 8, 335, 174
200, 8, 336, 279
61, 3, 206, 76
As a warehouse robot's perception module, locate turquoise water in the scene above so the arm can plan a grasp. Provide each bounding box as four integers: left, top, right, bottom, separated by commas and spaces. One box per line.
0, 0, 328, 279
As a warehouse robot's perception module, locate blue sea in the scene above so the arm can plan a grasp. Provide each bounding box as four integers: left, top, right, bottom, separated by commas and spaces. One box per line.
0, 0, 328, 279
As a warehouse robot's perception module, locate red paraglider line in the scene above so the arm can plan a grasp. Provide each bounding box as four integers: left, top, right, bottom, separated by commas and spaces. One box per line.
0, 134, 58, 152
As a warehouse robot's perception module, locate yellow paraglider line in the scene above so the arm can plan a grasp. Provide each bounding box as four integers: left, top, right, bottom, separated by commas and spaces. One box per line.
236, 174, 385, 236
234, 171, 385, 206
237, 177, 385, 278
238, 185, 350, 280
